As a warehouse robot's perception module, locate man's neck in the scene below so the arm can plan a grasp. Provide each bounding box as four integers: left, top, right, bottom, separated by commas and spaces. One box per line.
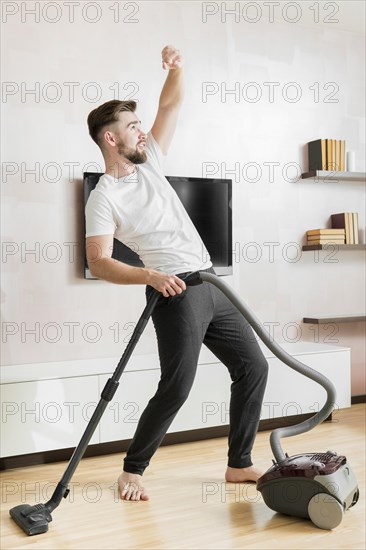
104, 157, 136, 179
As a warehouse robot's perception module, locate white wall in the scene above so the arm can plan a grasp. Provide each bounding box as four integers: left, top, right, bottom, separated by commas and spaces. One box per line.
1, 1, 365, 394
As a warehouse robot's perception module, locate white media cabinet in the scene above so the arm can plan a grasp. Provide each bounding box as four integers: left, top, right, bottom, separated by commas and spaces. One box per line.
1, 341, 351, 459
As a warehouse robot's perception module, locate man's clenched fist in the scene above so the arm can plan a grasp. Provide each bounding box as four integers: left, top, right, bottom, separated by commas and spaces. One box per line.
161, 45, 183, 70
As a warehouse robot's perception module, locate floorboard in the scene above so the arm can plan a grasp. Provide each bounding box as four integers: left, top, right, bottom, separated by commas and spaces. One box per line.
1, 404, 365, 549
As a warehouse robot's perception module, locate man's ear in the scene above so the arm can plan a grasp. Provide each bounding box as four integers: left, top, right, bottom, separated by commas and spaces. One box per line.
103, 130, 117, 147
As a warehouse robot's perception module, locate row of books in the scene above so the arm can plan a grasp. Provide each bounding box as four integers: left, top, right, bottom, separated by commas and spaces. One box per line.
331, 212, 359, 244
306, 212, 359, 245
308, 139, 346, 171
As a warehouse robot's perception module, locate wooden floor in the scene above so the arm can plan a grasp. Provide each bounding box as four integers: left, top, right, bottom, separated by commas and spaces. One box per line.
1, 404, 365, 550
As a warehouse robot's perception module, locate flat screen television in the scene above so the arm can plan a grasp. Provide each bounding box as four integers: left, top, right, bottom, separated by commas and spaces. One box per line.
83, 173, 232, 278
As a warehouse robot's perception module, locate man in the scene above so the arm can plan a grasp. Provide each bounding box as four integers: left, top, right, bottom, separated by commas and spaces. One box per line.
85, 45, 268, 501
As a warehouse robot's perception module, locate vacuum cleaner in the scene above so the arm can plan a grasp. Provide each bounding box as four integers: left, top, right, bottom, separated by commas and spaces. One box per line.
195, 272, 359, 530
9, 272, 359, 535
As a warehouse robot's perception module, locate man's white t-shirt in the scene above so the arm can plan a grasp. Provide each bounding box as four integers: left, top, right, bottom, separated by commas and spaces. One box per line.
85, 132, 212, 275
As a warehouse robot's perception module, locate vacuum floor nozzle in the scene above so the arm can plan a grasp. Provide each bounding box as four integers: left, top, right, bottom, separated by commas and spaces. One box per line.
9, 503, 52, 536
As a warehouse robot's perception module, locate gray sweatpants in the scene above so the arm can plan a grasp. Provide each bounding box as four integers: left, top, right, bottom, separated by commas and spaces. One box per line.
123, 268, 269, 475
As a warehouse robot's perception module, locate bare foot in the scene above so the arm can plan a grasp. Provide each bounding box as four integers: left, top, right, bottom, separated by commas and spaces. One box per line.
117, 472, 149, 501
225, 465, 264, 483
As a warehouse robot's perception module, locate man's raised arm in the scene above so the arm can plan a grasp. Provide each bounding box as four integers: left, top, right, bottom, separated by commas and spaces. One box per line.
151, 45, 184, 155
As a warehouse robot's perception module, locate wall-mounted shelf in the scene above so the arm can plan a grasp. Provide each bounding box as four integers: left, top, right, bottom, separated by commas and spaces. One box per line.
303, 315, 366, 324
302, 244, 365, 251
301, 171, 366, 182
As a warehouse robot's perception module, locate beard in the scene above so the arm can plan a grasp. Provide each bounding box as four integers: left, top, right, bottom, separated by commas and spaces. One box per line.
117, 139, 147, 165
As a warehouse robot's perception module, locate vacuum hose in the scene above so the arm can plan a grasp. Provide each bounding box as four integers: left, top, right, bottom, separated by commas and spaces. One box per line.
188, 271, 337, 464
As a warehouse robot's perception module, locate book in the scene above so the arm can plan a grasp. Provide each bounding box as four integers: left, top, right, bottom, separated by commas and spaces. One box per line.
332, 139, 337, 170
328, 139, 333, 170
306, 235, 345, 240
348, 212, 354, 244
336, 140, 341, 171
307, 235, 345, 242
307, 239, 346, 245
306, 229, 345, 236
308, 139, 327, 171
340, 140, 346, 171
353, 213, 359, 244
331, 212, 354, 244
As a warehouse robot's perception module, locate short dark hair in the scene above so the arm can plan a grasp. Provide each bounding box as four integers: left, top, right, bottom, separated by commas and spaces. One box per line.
87, 100, 137, 146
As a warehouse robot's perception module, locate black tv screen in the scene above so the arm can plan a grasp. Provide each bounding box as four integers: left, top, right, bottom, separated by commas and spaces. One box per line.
83, 173, 232, 278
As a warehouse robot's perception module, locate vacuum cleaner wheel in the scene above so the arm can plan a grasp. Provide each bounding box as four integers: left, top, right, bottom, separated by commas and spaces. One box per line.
307, 493, 344, 530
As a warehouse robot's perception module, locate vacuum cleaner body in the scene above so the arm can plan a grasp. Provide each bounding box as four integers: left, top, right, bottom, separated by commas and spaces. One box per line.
257, 451, 359, 529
